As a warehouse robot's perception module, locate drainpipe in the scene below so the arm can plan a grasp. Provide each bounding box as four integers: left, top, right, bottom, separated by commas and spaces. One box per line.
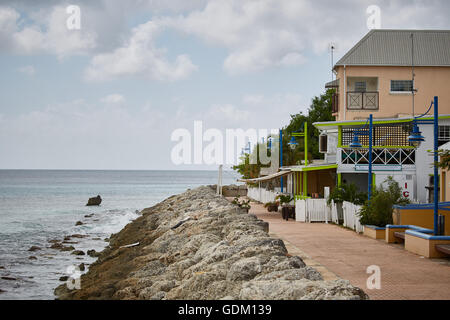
343, 65, 347, 121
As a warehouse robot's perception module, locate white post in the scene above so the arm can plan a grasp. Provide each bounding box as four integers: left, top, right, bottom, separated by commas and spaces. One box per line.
217, 165, 223, 195
324, 187, 330, 224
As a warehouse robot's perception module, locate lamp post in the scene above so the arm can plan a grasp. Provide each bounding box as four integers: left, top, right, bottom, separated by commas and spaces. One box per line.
408, 96, 440, 235
350, 114, 373, 201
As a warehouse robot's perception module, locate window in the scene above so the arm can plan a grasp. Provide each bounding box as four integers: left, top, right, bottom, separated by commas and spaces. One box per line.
355, 81, 366, 92
319, 135, 328, 153
439, 126, 450, 146
390, 80, 413, 92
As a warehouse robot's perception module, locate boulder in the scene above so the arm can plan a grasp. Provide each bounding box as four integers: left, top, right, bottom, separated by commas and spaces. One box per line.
71, 250, 85, 256
87, 249, 101, 258
86, 195, 102, 206
75, 221, 83, 226
28, 246, 41, 252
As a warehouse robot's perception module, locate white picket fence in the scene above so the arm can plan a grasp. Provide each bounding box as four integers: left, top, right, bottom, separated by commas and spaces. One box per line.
342, 201, 364, 233
247, 187, 279, 204
295, 199, 331, 223
296, 199, 363, 233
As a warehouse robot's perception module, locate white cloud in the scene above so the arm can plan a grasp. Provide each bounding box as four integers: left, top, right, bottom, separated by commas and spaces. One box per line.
0, 6, 96, 58
84, 21, 197, 82
101, 94, 125, 104
17, 65, 35, 75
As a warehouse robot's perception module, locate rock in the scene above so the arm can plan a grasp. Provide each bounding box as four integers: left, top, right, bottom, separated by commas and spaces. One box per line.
1, 276, 16, 281
48, 239, 60, 244
87, 250, 100, 258
79, 263, 85, 271
61, 246, 75, 252
70, 234, 87, 239
0, 289, 5, 294
28, 246, 41, 252
29, 256, 37, 260
0, 266, 5, 270
75, 221, 83, 226
59, 276, 69, 281
54, 186, 368, 301
71, 250, 85, 256
86, 195, 102, 206
84, 214, 94, 218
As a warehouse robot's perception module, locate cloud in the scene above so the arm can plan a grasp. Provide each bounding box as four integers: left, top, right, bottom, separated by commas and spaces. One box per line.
101, 94, 125, 104
0, 6, 97, 58
162, 0, 450, 74
84, 21, 197, 82
17, 65, 36, 75
0, 99, 170, 169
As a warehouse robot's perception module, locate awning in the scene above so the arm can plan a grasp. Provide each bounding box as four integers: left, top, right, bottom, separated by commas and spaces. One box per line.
289, 164, 338, 172
238, 169, 292, 183
325, 79, 339, 88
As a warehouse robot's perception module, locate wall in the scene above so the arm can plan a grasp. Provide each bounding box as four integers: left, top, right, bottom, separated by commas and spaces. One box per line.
393, 208, 450, 235
334, 66, 450, 121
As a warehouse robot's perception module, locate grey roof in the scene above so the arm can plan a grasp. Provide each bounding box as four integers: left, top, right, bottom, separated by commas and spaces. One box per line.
325, 79, 339, 88
335, 29, 450, 67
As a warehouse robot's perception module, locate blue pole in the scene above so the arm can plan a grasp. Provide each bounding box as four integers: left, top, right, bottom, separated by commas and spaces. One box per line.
368, 114, 373, 201
280, 129, 283, 193
434, 96, 439, 235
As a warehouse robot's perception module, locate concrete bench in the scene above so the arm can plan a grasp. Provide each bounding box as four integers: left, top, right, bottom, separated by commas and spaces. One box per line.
394, 231, 405, 240
435, 244, 450, 255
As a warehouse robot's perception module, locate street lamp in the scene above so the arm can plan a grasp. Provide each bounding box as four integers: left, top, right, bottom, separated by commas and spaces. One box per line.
407, 121, 425, 148
408, 96, 441, 235
350, 114, 373, 201
288, 136, 298, 150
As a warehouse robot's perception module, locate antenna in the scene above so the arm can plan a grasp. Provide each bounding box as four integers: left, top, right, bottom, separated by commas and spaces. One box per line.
329, 43, 336, 81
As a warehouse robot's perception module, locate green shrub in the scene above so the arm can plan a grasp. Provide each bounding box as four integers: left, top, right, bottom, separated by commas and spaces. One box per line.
357, 176, 410, 227
327, 183, 367, 206
275, 194, 293, 205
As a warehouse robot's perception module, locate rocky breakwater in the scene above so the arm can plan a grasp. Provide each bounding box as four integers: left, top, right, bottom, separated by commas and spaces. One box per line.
55, 186, 368, 300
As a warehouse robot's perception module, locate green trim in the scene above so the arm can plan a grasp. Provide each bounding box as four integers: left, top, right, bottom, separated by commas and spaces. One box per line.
372, 173, 376, 187
337, 126, 342, 148
304, 123, 308, 166
338, 173, 342, 187
340, 145, 414, 149
314, 115, 450, 128
295, 195, 311, 200
291, 164, 338, 172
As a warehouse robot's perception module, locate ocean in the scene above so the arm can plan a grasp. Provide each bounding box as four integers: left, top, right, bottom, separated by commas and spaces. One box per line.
0, 169, 241, 300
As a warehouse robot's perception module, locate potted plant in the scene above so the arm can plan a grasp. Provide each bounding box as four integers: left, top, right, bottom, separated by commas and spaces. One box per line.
275, 194, 294, 206
239, 199, 251, 213
327, 183, 367, 224
264, 201, 279, 212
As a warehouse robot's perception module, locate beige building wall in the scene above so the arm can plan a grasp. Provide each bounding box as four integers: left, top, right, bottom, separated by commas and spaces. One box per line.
334, 66, 450, 121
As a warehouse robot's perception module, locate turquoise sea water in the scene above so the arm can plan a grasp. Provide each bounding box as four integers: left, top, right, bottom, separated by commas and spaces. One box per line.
0, 169, 240, 299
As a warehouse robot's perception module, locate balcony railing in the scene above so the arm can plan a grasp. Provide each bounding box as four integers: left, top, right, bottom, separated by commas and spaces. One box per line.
347, 91, 379, 110
331, 93, 339, 113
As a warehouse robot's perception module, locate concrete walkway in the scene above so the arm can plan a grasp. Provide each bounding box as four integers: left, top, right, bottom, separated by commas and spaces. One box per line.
249, 201, 450, 300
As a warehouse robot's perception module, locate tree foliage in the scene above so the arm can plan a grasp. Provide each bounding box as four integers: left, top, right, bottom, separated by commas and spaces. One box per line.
233, 89, 335, 177
357, 177, 410, 227
327, 183, 367, 206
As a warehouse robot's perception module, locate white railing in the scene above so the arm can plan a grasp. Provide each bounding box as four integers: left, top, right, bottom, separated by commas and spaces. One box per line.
295, 199, 331, 223
342, 201, 364, 233
330, 201, 340, 224
247, 187, 279, 204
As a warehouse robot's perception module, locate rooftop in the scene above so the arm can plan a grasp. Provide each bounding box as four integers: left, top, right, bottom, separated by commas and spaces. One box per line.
335, 29, 450, 67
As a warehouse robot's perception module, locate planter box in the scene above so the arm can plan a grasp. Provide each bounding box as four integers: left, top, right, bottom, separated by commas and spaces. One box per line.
405, 230, 450, 258
363, 225, 386, 239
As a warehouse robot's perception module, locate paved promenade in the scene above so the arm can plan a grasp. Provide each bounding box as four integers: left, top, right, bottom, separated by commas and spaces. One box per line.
249, 201, 450, 300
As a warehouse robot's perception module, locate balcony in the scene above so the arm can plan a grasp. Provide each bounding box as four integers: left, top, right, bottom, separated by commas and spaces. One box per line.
347, 91, 379, 110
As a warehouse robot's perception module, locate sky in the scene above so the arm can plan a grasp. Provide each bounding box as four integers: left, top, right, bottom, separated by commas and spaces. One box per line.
0, 0, 449, 170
